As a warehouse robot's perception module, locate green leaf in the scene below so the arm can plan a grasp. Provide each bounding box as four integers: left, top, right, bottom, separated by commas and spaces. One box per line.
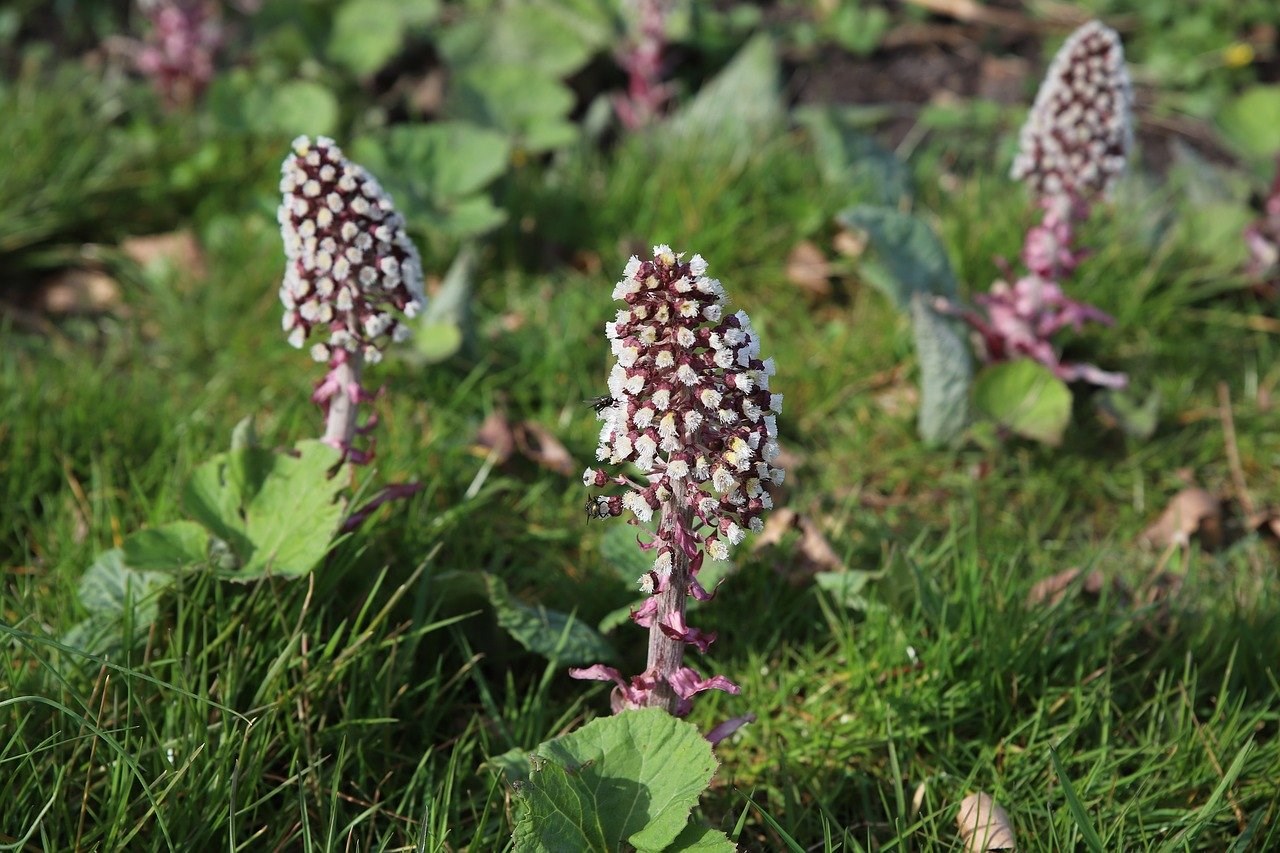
1216, 85, 1280, 160
122, 521, 210, 572
973, 360, 1072, 446
327, 0, 407, 77
265, 80, 340, 138
412, 244, 477, 363
438, 1, 607, 78
599, 522, 655, 583
1094, 387, 1160, 441
794, 106, 909, 205
354, 123, 511, 202
668, 821, 737, 852
911, 293, 972, 445
513, 709, 719, 852
182, 441, 348, 579
665, 34, 783, 164
448, 65, 577, 152
814, 570, 876, 612
837, 205, 958, 308
484, 573, 615, 665
63, 548, 175, 657
76, 549, 172, 619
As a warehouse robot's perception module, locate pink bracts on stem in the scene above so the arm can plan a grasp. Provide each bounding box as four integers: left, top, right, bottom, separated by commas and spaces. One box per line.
614, 0, 674, 130
572, 246, 783, 723
277, 136, 426, 462
1245, 155, 1280, 290
134, 0, 223, 107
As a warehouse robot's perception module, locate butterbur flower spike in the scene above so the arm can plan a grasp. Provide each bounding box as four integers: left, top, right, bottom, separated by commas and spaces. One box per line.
1011, 20, 1133, 211
278, 135, 426, 461
134, 0, 223, 108
950, 20, 1130, 390
571, 246, 783, 728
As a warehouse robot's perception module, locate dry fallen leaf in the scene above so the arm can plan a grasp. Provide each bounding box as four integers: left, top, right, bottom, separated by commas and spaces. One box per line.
1139, 487, 1222, 549
832, 227, 867, 259
785, 240, 832, 298
753, 508, 843, 583
956, 792, 1016, 851
474, 411, 515, 464
121, 230, 207, 281
35, 268, 122, 315
515, 421, 578, 478
1025, 567, 1128, 609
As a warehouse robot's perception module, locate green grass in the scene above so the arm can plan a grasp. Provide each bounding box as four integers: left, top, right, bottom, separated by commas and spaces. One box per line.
4, 65, 1280, 853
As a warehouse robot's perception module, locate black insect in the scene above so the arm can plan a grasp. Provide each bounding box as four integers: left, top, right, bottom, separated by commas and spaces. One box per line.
585, 395, 615, 413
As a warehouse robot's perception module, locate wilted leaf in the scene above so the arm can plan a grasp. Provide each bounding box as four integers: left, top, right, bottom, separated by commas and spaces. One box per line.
513, 709, 718, 852
35, 268, 121, 315
972, 360, 1072, 446
1025, 568, 1128, 608
182, 441, 347, 579
515, 421, 578, 477
121, 230, 206, 281
956, 792, 1016, 851
1139, 487, 1222, 549
785, 240, 832, 297
754, 508, 842, 583
475, 410, 516, 463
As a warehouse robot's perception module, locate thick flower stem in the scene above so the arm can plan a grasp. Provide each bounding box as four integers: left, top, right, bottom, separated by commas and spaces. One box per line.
644, 483, 691, 714
322, 353, 363, 452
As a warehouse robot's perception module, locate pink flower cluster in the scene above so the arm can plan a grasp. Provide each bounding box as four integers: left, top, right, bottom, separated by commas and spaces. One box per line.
1244, 156, 1280, 291
613, 0, 674, 130
572, 247, 782, 726
277, 136, 426, 461
134, 0, 223, 107
954, 21, 1131, 389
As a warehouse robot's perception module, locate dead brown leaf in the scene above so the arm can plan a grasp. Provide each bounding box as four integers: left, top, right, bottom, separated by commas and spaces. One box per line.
1246, 508, 1280, 540
474, 411, 516, 464
515, 421, 578, 478
35, 268, 122, 315
956, 792, 1016, 851
1139, 487, 1222, 549
1026, 567, 1129, 608
121, 230, 207, 281
753, 508, 842, 583
832, 227, 867, 260
785, 241, 832, 298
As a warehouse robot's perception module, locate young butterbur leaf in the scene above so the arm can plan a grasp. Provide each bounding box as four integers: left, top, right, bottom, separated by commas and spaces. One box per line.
182, 440, 348, 580
665, 34, 783, 165
62, 548, 174, 657
413, 243, 477, 363
513, 709, 719, 852
972, 360, 1072, 446
483, 573, 616, 666
912, 293, 972, 445
122, 520, 211, 572
837, 205, 959, 307
431, 571, 616, 665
